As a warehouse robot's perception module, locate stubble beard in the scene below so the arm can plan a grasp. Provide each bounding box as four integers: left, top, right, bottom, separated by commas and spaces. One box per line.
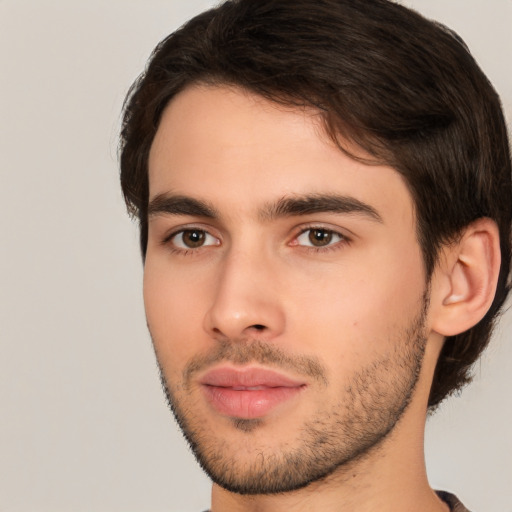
154, 296, 429, 495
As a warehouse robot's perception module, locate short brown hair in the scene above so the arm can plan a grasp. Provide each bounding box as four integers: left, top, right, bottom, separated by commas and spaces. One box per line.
119, 0, 512, 408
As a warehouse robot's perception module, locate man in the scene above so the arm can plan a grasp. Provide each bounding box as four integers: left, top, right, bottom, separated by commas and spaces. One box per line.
119, 0, 511, 510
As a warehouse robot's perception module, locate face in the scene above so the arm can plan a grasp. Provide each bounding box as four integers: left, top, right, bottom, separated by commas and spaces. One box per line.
145, 85, 429, 494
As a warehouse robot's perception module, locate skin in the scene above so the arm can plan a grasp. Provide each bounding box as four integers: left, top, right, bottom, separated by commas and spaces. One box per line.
144, 84, 454, 512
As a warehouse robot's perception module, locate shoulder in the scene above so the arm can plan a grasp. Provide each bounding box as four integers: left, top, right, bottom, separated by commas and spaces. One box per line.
436, 490, 472, 512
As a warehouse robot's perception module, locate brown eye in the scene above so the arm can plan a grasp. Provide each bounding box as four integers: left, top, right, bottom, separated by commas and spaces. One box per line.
171, 229, 219, 250
182, 230, 205, 248
308, 229, 333, 246
295, 228, 344, 248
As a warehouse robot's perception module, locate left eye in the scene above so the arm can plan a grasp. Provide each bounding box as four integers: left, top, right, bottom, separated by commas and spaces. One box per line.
296, 228, 344, 247
170, 229, 219, 249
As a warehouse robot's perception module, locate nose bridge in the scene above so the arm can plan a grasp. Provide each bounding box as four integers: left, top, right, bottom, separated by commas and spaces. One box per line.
204, 239, 285, 340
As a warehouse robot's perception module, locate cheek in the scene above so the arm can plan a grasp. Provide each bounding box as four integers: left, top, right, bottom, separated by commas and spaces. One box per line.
285, 246, 425, 362
143, 259, 211, 371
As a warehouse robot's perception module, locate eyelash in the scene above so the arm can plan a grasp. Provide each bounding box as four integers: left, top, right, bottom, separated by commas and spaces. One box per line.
161, 227, 219, 256
293, 225, 351, 253
161, 225, 351, 255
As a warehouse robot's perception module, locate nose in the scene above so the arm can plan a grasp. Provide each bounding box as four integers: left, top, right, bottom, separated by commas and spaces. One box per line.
203, 247, 286, 341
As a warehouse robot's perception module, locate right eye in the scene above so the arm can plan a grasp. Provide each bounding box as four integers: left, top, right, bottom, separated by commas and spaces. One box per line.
169, 229, 220, 250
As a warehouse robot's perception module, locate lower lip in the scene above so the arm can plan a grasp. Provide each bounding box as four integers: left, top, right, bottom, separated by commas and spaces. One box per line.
201, 385, 304, 419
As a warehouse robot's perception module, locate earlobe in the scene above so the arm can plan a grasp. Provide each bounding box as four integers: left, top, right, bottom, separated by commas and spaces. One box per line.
431, 218, 501, 337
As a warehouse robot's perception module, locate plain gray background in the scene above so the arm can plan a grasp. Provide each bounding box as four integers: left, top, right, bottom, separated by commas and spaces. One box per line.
1, 1, 511, 511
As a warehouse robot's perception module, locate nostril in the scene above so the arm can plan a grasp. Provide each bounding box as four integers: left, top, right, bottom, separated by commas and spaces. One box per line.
251, 324, 266, 331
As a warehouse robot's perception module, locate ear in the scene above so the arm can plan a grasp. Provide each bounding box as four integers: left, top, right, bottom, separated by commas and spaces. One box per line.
430, 218, 501, 337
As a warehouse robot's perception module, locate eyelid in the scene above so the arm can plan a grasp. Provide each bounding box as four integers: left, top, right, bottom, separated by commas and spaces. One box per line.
157, 221, 352, 254
289, 224, 353, 252
296, 229, 343, 245
292, 223, 353, 241
161, 224, 221, 248
173, 230, 219, 249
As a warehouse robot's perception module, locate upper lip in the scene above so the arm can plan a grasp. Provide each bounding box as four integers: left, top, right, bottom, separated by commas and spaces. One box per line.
199, 366, 305, 389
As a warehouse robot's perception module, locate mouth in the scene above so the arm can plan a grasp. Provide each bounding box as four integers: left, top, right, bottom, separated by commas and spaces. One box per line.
199, 366, 307, 419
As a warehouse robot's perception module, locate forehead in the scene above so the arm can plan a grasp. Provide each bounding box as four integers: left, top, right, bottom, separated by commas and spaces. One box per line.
148, 85, 415, 226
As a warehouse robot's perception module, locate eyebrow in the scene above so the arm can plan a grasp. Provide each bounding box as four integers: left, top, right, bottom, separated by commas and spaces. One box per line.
147, 192, 383, 223
260, 194, 383, 223
148, 194, 218, 218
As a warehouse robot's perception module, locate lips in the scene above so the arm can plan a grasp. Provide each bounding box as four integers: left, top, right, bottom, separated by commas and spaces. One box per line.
200, 367, 306, 419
